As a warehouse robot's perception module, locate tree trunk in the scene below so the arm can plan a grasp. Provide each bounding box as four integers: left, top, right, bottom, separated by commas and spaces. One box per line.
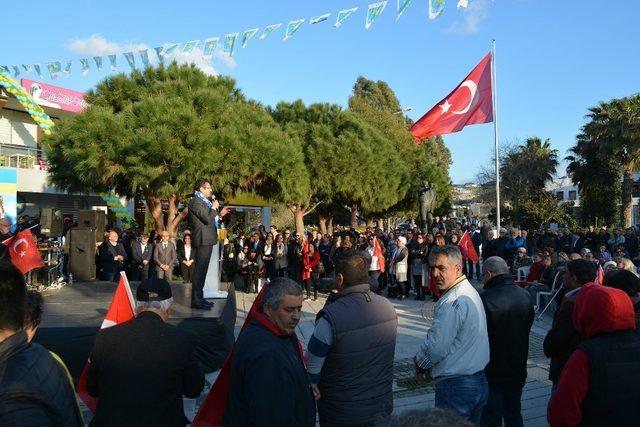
365, 218, 374, 228
327, 217, 334, 236
350, 204, 358, 228
288, 205, 307, 237
166, 194, 189, 237
144, 190, 165, 234
319, 217, 327, 235
622, 165, 633, 227
377, 218, 384, 231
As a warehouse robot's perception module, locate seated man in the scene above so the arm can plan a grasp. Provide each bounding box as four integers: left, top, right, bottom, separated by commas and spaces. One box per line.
524, 254, 558, 308
86, 278, 204, 427
511, 246, 533, 276
0, 262, 82, 427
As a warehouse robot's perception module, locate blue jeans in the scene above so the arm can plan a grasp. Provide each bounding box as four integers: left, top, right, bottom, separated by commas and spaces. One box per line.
481, 386, 523, 427
435, 371, 489, 425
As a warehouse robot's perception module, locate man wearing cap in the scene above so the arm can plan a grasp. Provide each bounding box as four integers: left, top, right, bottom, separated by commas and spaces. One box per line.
86, 278, 204, 427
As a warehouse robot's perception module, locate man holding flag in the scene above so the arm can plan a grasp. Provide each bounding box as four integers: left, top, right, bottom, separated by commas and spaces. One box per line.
84, 277, 204, 427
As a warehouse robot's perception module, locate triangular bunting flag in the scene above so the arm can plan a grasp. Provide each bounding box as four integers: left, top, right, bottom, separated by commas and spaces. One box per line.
154, 46, 165, 62
397, 0, 413, 20
457, 0, 468, 8
260, 23, 282, 40
202, 37, 219, 57
93, 56, 103, 71
366, 1, 388, 29
123, 52, 136, 69
21, 64, 31, 73
310, 13, 331, 25
47, 62, 62, 79
11, 65, 20, 77
34, 64, 44, 78
108, 54, 117, 71
242, 28, 259, 48
429, 0, 446, 20
223, 33, 239, 56
334, 7, 359, 28
139, 49, 150, 68
284, 19, 305, 41
183, 40, 200, 53
80, 58, 90, 76
164, 43, 180, 56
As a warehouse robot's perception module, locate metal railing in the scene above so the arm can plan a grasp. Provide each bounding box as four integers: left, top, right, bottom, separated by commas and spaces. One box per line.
0, 143, 47, 169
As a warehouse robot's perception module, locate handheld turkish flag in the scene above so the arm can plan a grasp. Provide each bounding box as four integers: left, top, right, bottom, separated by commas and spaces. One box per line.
458, 231, 479, 264
410, 52, 493, 141
2, 229, 44, 274
596, 265, 604, 285
76, 271, 136, 412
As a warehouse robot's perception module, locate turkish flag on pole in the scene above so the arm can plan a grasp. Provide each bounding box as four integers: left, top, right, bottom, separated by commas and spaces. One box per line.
2, 229, 44, 274
458, 231, 479, 264
77, 271, 136, 412
410, 52, 493, 141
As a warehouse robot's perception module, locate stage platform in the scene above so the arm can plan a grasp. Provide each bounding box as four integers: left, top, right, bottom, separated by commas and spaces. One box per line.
33, 280, 236, 382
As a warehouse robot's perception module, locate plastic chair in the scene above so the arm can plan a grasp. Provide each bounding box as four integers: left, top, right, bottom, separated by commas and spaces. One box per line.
517, 266, 531, 282
536, 271, 562, 313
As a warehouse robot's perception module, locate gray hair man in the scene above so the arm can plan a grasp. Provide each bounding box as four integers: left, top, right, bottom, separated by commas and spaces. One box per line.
223, 278, 316, 427
479, 256, 534, 427
306, 250, 398, 426
414, 245, 489, 424
86, 278, 204, 426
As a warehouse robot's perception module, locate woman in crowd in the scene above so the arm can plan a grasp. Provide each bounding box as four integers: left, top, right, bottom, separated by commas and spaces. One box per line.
261, 233, 276, 280
274, 234, 288, 277
391, 236, 409, 299
302, 241, 321, 300
177, 233, 196, 284
410, 234, 428, 301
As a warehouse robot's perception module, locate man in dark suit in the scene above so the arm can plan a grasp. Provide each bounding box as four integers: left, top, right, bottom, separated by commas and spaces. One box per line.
153, 231, 177, 281
86, 278, 205, 427
130, 234, 153, 281
187, 179, 227, 310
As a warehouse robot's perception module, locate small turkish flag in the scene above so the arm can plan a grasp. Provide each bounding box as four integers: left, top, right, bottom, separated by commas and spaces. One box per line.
77, 271, 136, 412
458, 231, 479, 264
3, 229, 44, 274
410, 52, 493, 141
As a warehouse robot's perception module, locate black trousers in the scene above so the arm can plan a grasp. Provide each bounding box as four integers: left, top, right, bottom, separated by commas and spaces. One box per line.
481, 386, 524, 427
192, 244, 213, 303
181, 263, 195, 283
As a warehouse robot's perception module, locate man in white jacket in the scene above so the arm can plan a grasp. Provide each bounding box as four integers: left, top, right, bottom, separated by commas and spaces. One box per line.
414, 244, 490, 424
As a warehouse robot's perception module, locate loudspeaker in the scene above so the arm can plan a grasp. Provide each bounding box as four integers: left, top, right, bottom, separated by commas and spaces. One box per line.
78, 210, 106, 235
40, 208, 64, 237
69, 227, 97, 281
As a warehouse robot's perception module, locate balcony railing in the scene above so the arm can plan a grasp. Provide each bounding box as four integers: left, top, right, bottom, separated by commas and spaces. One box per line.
0, 143, 47, 170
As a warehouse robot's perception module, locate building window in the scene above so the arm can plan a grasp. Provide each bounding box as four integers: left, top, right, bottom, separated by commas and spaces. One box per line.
568, 191, 577, 201
556, 192, 564, 201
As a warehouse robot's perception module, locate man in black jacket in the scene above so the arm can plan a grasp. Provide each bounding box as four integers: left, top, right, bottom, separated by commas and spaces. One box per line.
224, 278, 316, 427
480, 256, 534, 427
0, 261, 83, 427
130, 233, 153, 281
87, 278, 204, 427
187, 178, 226, 310
98, 230, 127, 281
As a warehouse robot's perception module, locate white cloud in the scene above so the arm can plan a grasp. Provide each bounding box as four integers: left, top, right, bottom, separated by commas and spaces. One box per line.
446, 0, 490, 35
64, 34, 236, 76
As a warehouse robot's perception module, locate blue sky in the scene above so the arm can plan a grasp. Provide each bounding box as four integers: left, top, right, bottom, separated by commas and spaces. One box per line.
4, 0, 639, 183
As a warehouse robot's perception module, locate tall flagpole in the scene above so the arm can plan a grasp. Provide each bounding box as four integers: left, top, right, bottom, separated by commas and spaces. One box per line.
492, 40, 501, 230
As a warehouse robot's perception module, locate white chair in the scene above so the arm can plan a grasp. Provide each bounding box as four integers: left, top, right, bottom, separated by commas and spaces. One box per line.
517, 266, 531, 282
536, 271, 562, 313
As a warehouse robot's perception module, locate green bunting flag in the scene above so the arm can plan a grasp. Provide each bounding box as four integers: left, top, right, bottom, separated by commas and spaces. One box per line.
63, 60, 72, 76
334, 7, 358, 28
183, 40, 199, 53
242, 28, 259, 48
457, 0, 468, 8
284, 19, 305, 41
139, 50, 150, 67
21, 64, 31, 73
366, 1, 388, 29
309, 13, 331, 25
93, 56, 103, 71
123, 52, 136, 69
203, 37, 219, 57
164, 43, 180, 57
0, 66, 9, 75
33, 64, 44, 78
47, 62, 62, 79
260, 23, 282, 40
224, 33, 239, 56
80, 58, 90, 75
108, 54, 117, 71
11, 66, 20, 77
154, 46, 165, 61
429, 0, 445, 20
397, 0, 413, 20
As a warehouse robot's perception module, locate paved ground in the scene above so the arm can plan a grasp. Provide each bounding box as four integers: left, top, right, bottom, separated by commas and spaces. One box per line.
231, 280, 555, 427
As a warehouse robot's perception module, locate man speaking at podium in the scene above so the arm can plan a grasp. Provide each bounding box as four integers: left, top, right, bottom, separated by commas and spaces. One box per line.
188, 179, 227, 310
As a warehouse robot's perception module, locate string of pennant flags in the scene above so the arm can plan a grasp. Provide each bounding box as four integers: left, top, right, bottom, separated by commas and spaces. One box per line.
0, 0, 474, 81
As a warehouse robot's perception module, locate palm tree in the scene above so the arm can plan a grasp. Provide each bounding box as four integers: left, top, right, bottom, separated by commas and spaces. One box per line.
584, 95, 640, 226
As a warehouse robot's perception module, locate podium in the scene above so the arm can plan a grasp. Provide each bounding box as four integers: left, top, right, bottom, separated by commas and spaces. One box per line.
203, 229, 227, 299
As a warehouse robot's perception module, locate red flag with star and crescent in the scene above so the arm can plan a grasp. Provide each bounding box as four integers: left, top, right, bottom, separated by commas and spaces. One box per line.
2, 229, 44, 274
410, 52, 493, 141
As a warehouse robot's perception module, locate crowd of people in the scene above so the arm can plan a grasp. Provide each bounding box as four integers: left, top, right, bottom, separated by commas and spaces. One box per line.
3, 211, 640, 426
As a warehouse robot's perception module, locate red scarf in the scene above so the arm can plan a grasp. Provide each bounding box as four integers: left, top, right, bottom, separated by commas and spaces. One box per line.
192, 284, 304, 427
